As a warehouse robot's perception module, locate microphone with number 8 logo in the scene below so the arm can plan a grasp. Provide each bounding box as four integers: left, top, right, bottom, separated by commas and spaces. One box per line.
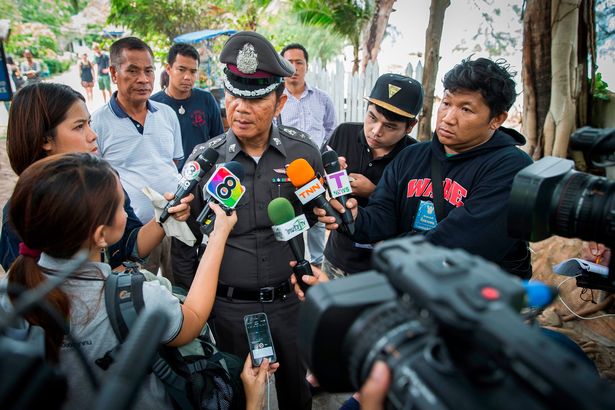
196, 161, 246, 235
159, 148, 219, 223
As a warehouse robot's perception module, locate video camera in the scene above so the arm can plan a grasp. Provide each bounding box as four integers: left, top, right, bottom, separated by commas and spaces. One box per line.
299, 236, 615, 409
508, 126, 615, 291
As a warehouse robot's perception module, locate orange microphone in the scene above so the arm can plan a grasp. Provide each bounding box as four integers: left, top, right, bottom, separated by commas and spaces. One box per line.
286, 158, 344, 228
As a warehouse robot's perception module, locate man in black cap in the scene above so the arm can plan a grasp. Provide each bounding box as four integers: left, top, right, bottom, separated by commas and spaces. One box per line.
179, 31, 321, 409
322, 73, 423, 279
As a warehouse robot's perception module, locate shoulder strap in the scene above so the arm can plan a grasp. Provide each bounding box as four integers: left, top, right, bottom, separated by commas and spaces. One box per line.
104, 271, 146, 342
430, 155, 446, 222
103, 271, 195, 409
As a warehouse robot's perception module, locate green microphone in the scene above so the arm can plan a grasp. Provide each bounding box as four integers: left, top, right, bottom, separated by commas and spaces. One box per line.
267, 197, 313, 293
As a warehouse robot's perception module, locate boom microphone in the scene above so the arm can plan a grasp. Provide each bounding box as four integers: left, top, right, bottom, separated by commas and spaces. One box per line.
196, 161, 245, 236
322, 150, 355, 235
159, 148, 219, 223
267, 197, 313, 293
286, 158, 345, 231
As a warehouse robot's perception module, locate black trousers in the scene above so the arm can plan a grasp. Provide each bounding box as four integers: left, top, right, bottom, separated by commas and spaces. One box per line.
210, 295, 312, 410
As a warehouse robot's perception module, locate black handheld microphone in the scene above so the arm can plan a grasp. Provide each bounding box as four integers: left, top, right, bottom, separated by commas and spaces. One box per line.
267, 197, 313, 293
159, 148, 218, 223
196, 161, 245, 236
322, 149, 355, 235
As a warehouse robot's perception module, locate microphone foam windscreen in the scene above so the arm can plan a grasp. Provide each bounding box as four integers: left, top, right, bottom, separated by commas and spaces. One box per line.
321, 150, 340, 173
201, 147, 219, 163
267, 197, 296, 225
224, 161, 245, 181
286, 158, 316, 187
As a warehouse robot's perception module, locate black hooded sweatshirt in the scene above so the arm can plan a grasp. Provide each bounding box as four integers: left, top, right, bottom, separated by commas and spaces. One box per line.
352, 127, 534, 278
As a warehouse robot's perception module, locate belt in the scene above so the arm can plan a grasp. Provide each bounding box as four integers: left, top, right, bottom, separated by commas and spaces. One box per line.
217, 279, 293, 303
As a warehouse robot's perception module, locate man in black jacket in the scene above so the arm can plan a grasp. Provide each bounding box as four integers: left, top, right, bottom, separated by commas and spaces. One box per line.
317, 57, 533, 279
322, 73, 423, 278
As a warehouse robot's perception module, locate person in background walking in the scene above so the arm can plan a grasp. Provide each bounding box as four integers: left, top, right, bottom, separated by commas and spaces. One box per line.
78, 53, 95, 103
93, 43, 112, 103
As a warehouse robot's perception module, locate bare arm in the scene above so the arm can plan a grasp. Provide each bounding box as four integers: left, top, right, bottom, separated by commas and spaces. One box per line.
167, 203, 236, 346
135, 193, 193, 258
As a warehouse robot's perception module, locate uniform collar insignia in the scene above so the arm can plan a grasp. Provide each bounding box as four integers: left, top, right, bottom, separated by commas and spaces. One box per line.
229, 143, 236, 153
388, 84, 401, 98
273, 137, 281, 146
237, 43, 258, 74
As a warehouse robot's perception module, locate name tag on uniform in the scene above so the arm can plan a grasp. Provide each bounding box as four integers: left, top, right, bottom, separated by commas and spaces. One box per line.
412, 200, 438, 231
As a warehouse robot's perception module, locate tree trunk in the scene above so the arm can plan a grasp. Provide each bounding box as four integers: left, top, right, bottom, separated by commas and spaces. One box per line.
521, 0, 552, 159
360, 0, 396, 73
352, 41, 360, 74
543, 0, 581, 157
417, 0, 450, 142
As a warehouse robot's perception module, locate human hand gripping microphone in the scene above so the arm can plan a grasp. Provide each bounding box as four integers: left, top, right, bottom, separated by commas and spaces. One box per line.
159, 148, 219, 223
196, 161, 246, 236
267, 197, 313, 293
322, 149, 355, 235
286, 158, 347, 233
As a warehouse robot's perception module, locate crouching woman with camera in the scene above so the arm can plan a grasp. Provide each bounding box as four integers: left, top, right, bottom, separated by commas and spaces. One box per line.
0, 153, 277, 409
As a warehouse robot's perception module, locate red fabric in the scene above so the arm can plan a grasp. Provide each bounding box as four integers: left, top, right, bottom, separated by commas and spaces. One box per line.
227, 64, 273, 78
19, 242, 41, 259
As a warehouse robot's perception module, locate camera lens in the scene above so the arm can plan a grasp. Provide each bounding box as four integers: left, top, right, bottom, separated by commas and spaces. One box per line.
342, 301, 427, 390
551, 172, 615, 244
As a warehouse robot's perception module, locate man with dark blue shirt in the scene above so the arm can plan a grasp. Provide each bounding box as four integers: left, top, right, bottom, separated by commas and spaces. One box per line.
151, 43, 224, 170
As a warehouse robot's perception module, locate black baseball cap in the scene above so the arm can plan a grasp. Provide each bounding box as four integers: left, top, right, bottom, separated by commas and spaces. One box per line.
220, 31, 295, 99
365, 73, 424, 119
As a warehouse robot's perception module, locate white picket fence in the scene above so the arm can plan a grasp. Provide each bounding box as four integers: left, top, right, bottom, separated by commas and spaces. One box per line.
305, 59, 423, 124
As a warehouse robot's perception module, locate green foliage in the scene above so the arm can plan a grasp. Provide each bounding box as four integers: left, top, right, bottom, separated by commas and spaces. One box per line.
290, 0, 373, 69
592, 72, 611, 101
13, 0, 75, 34
5, 32, 58, 58
260, 17, 345, 65
109, 0, 230, 43
43, 57, 72, 75
228, 0, 273, 30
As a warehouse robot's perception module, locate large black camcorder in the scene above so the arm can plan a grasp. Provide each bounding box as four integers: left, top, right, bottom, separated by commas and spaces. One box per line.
508, 126, 615, 291
299, 237, 615, 409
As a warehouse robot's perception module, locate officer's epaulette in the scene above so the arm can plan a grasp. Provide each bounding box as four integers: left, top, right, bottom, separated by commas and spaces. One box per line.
206, 133, 227, 149
188, 134, 227, 161
278, 125, 319, 150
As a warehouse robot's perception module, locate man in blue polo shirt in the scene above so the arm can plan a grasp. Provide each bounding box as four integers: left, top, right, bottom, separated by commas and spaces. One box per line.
92, 36, 183, 278
151, 43, 224, 170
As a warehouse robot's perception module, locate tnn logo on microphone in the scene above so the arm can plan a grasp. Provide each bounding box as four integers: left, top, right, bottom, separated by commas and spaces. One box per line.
205, 166, 245, 208
294, 179, 326, 205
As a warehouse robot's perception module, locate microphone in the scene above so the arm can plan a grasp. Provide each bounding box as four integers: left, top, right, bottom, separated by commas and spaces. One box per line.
322, 150, 355, 235
267, 197, 313, 293
286, 158, 345, 231
196, 161, 246, 236
159, 148, 219, 223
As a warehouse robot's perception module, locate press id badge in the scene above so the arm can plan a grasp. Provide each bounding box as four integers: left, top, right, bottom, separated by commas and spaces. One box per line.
412, 200, 438, 231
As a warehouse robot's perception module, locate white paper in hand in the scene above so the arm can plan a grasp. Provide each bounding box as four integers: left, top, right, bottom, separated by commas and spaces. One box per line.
142, 187, 197, 247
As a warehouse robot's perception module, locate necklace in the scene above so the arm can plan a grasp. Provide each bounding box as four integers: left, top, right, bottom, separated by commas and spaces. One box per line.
164, 89, 186, 115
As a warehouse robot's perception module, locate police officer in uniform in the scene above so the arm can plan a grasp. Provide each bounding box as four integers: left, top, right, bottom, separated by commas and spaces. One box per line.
178, 32, 321, 409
